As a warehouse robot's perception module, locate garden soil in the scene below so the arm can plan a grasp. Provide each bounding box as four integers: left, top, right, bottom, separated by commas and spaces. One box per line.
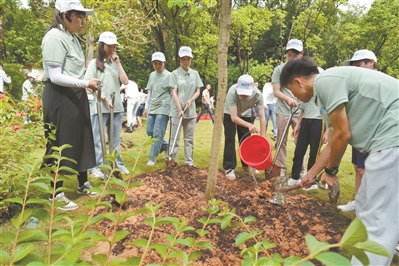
92, 165, 352, 265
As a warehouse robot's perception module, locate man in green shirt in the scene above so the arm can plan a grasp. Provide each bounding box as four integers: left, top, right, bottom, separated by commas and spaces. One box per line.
280, 56, 399, 265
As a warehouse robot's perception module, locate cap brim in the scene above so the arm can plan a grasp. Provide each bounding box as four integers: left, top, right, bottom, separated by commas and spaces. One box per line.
286, 46, 303, 52
237, 87, 253, 96
73, 8, 94, 16
178, 53, 193, 58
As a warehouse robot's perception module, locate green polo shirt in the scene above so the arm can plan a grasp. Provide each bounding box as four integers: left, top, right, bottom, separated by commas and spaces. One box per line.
169, 66, 203, 119
42, 26, 85, 80
85, 58, 124, 114
146, 69, 172, 116
224, 84, 264, 117
272, 62, 301, 117
314, 66, 399, 153
300, 97, 321, 119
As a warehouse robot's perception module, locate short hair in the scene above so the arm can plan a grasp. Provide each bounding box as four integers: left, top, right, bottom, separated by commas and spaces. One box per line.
280, 56, 319, 88
350, 59, 378, 70
285, 49, 301, 55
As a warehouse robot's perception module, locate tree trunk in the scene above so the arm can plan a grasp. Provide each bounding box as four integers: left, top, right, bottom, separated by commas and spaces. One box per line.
205, 0, 231, 200
85, 24, 95, 67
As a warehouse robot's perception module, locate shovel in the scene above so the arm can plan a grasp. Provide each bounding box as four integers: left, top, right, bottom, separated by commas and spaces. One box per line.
167, 105, 188, 161
94, 81, 109, 180
265, 107, 299, 180
276, 172, 341, 204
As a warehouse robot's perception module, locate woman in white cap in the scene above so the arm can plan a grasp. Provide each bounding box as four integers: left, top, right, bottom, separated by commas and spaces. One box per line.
143, 52, 171, 166
85, 31, 129, 175
41, 0, 100, 211
169, 46, 203, 166
21, 72, 36, 124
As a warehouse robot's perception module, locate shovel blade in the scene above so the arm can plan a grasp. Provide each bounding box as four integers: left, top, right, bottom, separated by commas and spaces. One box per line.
328, 181, 340, 204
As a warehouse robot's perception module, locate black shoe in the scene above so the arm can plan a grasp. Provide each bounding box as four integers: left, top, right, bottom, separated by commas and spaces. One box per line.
125, 126, 134, 133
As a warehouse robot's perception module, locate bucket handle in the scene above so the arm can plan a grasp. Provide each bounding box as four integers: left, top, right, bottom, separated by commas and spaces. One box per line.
239, 131, 260, 144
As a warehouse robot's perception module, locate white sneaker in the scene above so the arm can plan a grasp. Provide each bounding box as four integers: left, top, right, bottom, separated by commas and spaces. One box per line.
225, 169, 236, 180
50, 192, 78, 211
77, 181, 99, 198
89, 169, 105, 179
287, 178, 301, 186
147, 160, 156, 166
300, 169, 307, 177
118, 167, 130, 175
249, 167, 259, 175
303, 184, 318, 191
337, 200, 356, 212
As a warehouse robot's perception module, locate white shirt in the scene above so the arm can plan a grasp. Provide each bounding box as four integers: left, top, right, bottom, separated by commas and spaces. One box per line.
262, 82, 276, 105
122, 80, 139, 99
0, 69, 11, 93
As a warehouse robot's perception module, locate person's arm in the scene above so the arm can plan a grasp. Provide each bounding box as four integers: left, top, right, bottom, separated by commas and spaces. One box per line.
257, 108, 266, 137
186, 88, 200, 108
272, 83, 298, 107
322, 125, 329, 144
112, 54, 128, 85
229, 105, 259, 133
1, 71, 11, 84
171, 87, 184, 118
320, 104, 350, 187
143, 90, 151, 118
48, 65, 99, 90
292, 111, 304, 138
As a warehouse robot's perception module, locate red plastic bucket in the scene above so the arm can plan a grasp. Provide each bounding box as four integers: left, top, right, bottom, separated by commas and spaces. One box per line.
239, 135, 272, 170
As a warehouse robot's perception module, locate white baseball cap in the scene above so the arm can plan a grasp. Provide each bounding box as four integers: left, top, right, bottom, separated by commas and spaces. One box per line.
151, 52, 166, 62
343, 49, 377, 66
286, 39, 303, 52
178, 46, 193, 58
99, 31, 118, 45
55, 0, 94, 16
236, 74, 254, 96
27, 72, 36, 79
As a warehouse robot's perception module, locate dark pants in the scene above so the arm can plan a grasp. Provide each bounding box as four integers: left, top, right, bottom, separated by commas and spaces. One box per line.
291, 118, 323, 180
223, 114, 251, 170
196, 103, 214, 123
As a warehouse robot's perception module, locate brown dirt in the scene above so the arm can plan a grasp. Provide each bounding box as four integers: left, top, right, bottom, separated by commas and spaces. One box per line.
92, 165, 351, 265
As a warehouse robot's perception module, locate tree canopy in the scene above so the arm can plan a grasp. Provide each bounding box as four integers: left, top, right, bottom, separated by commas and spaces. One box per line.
1, 0, 398, 98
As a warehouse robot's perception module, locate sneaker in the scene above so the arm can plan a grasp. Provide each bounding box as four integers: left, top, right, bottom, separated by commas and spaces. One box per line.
77, 181, 99, 198
147, 160, 156, 166
337, 200, 356, 212
89, 169, 105, 179
395, 243, 399, 255
118, 167, 130, 175
225, 169, 236, 180
287, 178, 301, 186
125, 126, 134, 133
300, 169, 307, 177
303, 184, 318, 191
242, 167, 260, 174
185, 163, 197, 168
50, 192, 79, 211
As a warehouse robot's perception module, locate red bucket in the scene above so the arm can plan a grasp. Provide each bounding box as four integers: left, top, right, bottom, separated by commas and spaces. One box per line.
239, 135, 272, 170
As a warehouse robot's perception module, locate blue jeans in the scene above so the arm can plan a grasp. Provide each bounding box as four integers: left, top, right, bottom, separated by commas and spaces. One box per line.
146, 114, 169, 162
91, 112, 126, 170
265, 103, 277, 137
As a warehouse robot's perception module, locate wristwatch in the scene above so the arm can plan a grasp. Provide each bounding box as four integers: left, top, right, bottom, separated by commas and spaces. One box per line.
324, 166, 339, 176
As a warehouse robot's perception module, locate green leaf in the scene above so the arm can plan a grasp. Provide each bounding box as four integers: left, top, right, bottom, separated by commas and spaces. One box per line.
244, 216, 256, 223
128, 238, 148, 248
103, 212, 117, 222
221, 214, 234, 229
0, 250, 10, 263
315, 252, 352, 266
154, 217, 179, 226
90, 233, 110, 243
207, 218, 222, 224
118, 212, 134, 222
92, 253, 107, 264
224, 221, 243, 232
128, 181, 145, 189
109, 178, 127, 188
3, 197, 23, 204
124, 257, 141, 265
261, 239, 276, 249
284, 257, 314, 266
188, 250, 202, 261
108, 257, 127, 266
166, 234, 176, 244
29, 182, 51, 193
89, 214, 105, 225
197, 216, 207, 224
134, 207, 151, 215
53, 213, 67, 222
32, 209, 50, 222
12, 243, 34, 263
344, 246, 369, 266
65, 250, 79, 264
175, 238, 192, 247
17, 231, 48, 243
355, 241, 390, 257
235, 232, 253, 246
112, 230, 129, 243
195, 229, 209, 237
114, 191, 127, 205
0, 232, 15, 244
181, 225, 195, 232
149, 243, 175, 251
194, 241, 213, 250
305, 234, 329, 253
340, 218, 367, 246
17, 253, 44, 265
51, 230, 70, 239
